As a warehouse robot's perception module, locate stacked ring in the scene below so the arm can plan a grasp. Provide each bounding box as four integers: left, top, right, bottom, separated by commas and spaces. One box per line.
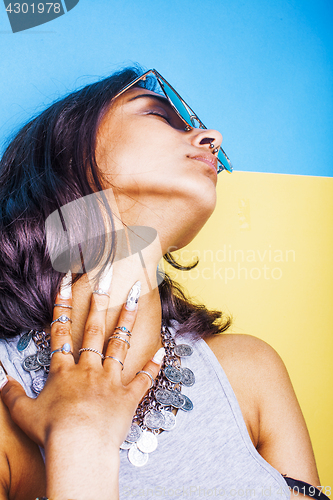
104, 356, 124, 368
78, 347, 104, 359
136, 370, 155, 389
114, 326, 131, 336
53, 303, 73, 309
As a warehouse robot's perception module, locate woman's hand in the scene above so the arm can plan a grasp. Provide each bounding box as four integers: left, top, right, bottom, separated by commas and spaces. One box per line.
1, 273, 164, 500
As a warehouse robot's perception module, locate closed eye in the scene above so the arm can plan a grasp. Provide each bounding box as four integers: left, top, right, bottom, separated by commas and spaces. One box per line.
148, 111, 171, 123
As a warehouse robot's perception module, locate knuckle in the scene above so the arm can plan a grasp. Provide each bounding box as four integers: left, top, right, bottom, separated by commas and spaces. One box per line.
121, 309, 135, 323
52, 323, 70, 337
108, 338, 127, 350
85, 323, 104, 338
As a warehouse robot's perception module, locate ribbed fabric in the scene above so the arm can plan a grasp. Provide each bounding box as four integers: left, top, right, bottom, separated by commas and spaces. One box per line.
118, 331, 290, 499
0, 330, 290, 499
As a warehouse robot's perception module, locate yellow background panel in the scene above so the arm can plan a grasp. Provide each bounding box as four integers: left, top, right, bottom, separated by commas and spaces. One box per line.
165, 171, 333, 488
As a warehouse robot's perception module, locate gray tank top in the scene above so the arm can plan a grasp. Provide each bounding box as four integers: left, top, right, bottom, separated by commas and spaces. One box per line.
0, 330, 290, 500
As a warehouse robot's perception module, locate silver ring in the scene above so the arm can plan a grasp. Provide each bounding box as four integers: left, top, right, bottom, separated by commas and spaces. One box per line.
50, 315, 72, 327
92, 289, 110, 298
104, 356, 124, 368
136, 370, 155, 389
114, 325, 131, 335
108, 335, 130, 349
54, 303, 73, 309
50, 343, 74, 358
79, 347, 104, 359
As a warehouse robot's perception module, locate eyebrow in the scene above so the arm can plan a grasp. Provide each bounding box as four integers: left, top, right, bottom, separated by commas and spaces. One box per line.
127, 93, 171, 107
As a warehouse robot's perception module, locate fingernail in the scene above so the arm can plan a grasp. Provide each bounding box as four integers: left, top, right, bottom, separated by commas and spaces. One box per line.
125, 281, 141, 311
151, 347, 165, 365
98, 262, 113, 293
0, 365, 8, 390
60, 270, 72, 299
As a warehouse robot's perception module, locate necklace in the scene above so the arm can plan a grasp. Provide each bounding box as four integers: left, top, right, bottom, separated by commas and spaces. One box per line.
18, 329, 51, 394
120, 324, 195, 467
17, 324, 195, 467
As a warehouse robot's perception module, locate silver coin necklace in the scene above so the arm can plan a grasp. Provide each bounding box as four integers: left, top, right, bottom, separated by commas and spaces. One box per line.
120, 324, 195, 467
17, 324, 195, 467
18, 329, 51, 394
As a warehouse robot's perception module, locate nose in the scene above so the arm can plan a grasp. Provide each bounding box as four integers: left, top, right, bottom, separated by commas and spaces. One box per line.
189, 128, 223, 155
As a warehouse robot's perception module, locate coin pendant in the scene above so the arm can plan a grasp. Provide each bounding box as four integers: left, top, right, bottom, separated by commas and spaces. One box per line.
155, 388, 174, 406
180, 394, 194, 411
128, 445, 149, 467
125, 423, 142, 443
120, 440, 133, 450
17, 331, 32, 352
164, 365, 182, 383
23, 354, 42, 372
143, 409, 165, 430
170, 390, 185, 408
37, 348, 51, 367
180, 367, 195, 386
32, 376, 46, 394
160, 409, 176, 431
136, 430, 158, 453
174, 344, 193, 357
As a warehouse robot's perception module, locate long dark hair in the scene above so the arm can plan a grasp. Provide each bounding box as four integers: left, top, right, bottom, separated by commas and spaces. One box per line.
0, 65, 230, 339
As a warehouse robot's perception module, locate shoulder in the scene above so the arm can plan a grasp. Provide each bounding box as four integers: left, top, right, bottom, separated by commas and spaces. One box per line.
204, 333, 287, 402
204, 333, 284, 447
205, 333, 320, 484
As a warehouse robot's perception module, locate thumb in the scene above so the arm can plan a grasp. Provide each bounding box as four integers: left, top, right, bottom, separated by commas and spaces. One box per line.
1, 375, 36, 436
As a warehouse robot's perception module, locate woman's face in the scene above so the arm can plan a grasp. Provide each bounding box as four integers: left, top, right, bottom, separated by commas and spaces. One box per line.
96, 87, 224, 250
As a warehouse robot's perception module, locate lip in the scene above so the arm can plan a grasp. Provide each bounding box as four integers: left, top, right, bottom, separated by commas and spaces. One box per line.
190, 154, 218, 177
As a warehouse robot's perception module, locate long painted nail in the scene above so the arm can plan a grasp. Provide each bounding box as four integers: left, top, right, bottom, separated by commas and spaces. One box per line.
98, 262, 113, 293
151, 347, 165, 365
125, 281, 141, 311
60, 270, 72, 299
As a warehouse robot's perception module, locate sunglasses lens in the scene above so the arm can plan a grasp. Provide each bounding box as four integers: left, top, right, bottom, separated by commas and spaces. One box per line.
155, 72, 233, 173
217, 148, 233, 173
161, 80, 200, 128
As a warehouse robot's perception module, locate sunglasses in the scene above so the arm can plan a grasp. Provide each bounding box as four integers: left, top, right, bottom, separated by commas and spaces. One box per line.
112, 69, 233, 174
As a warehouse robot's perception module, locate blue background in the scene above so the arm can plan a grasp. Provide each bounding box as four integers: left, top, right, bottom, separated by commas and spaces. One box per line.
0, 0, 332, 176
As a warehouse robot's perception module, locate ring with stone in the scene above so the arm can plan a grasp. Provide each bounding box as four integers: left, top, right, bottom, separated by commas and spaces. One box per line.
50, 315, 72, 327
114, 325, 131, 336
50, 343, 74, 358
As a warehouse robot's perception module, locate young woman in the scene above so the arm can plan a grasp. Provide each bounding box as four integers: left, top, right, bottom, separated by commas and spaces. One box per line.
0, 67, 321, 499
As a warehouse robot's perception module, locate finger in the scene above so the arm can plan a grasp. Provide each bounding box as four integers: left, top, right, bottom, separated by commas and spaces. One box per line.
50, 271, 74, 368
1, 376, 39, 442
103, 281, 141, 376
79, 263, 113, 367
129, 347, 165, 399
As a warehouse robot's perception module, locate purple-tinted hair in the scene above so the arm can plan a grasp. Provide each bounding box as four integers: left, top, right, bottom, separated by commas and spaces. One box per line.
0, 65, 230, 339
